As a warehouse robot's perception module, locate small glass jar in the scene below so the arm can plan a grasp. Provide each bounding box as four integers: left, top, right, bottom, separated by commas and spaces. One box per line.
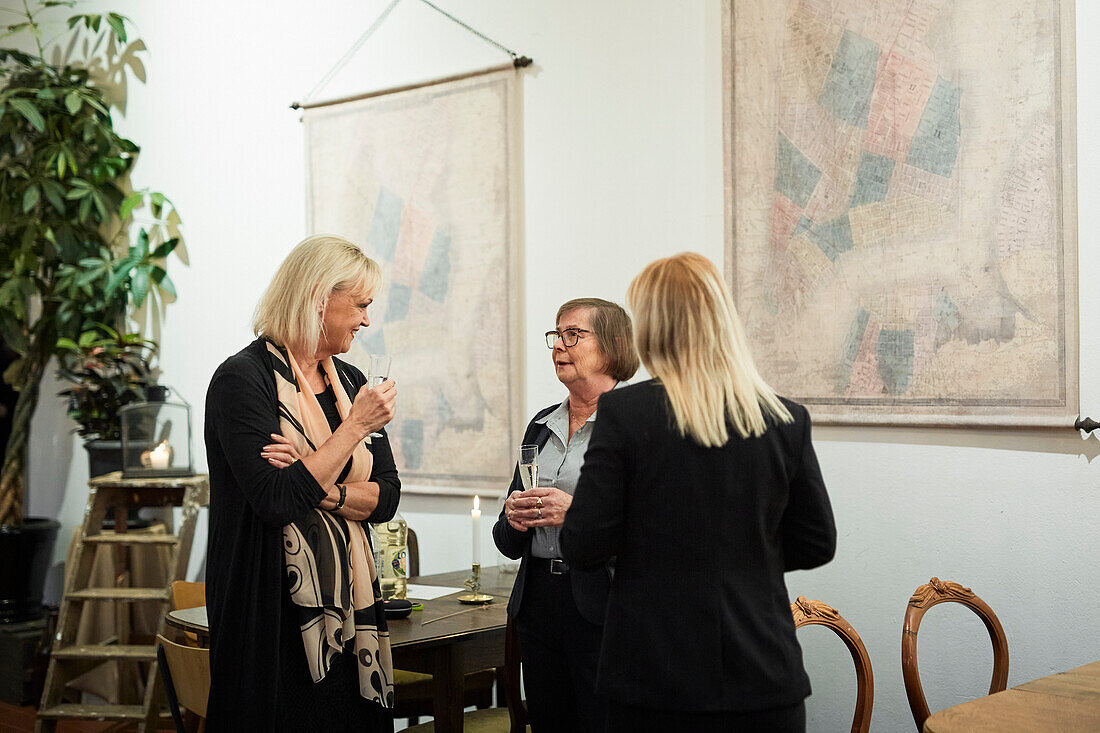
120, 386, 194, 478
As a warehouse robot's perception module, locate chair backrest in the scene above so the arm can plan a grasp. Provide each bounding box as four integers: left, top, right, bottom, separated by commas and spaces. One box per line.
503, 616, 528, 733
407, 527, 420, 578
901, 577, 1009, 731
171, 580, 205, 611
791, 596, 874, 733
156, 633, 210, 720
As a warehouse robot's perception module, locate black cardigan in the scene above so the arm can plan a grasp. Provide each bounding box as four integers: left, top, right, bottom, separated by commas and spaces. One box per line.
203, 338, 400, 730
491, 404, 612, 625
560, 380, 835, 712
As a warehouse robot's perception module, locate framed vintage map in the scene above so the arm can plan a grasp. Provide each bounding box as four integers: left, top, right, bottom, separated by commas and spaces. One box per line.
723, 0, 1079, 426
303, 67, 523, 488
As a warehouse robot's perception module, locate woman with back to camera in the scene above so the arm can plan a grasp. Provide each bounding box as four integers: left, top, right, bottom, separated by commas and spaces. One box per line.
493, 297, 638, 732
204, 234, 399, 731
560, 252, 836, 732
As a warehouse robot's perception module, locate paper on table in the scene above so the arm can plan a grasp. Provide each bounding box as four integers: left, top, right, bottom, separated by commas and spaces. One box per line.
406, 584, 465, 600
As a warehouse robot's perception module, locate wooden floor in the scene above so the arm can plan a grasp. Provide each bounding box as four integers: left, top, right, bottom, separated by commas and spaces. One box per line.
0, 703, 175, 732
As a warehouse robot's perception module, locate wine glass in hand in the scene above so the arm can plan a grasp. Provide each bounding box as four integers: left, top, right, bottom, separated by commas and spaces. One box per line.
367, 355, 392, 438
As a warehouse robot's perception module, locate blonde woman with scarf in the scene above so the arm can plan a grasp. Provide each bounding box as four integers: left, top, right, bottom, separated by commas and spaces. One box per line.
205, 234, 399, 732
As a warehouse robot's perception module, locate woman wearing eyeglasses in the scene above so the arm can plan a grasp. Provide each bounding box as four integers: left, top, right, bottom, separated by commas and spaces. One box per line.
492, 297, 639, 732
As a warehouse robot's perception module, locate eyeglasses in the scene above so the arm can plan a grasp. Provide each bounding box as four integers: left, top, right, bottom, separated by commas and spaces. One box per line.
545, 328, 591, 349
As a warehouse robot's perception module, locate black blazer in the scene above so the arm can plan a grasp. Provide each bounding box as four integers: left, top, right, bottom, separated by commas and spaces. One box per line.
203, 338, 401, 730
492, 404, 612, 626
560, 380, 835, 712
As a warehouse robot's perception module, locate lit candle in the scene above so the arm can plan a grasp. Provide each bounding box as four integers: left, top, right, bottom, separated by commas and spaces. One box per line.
471, 495, 481, 566
150, 443, 171, 470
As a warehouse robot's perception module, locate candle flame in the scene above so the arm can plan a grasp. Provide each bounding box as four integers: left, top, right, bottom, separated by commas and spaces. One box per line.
473, 495, 480, 510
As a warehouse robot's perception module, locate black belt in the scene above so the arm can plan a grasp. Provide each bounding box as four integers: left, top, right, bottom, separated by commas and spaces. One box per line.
529, 557, 570, 575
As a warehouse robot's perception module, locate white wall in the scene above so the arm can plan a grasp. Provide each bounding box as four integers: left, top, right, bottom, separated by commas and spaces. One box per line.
15, 1, 1100, 730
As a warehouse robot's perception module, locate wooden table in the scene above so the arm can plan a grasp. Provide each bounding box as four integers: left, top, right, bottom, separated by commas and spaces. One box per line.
924, 660, 1100, 732
165, 566, 517, 732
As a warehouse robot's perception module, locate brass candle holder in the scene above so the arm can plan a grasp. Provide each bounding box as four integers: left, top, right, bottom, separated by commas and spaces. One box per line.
457, 563, 493, 604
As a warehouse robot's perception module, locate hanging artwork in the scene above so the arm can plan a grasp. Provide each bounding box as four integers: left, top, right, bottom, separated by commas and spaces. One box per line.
303, 67, 523, 488
723, 0, 1078, 426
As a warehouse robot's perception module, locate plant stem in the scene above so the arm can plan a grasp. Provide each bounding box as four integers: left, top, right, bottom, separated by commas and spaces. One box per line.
20, 0, 44, 63
0, 304, 57, 526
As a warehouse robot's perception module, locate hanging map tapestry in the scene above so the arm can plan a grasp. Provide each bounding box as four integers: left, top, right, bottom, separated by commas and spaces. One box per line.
304, 67, 522, 486
723, 0, 1078, 426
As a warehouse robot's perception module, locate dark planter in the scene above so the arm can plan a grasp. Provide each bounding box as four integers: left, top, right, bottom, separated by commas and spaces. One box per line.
0, 517, 60, 624
84, 439, 123, 478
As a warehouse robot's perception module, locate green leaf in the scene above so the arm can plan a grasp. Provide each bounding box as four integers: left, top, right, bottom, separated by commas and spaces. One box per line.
131, 268, 149, 307
64, 90, 81, 114
106, 13, 127, 43
151, 238, 179, 259
56, 337, 80, 351
22, 185, 39, 213
9, 98, 45, 132
78, 330, 98, 348
152, 268, 176, 298
120, 191, 143, 220
35, 88, 55, 100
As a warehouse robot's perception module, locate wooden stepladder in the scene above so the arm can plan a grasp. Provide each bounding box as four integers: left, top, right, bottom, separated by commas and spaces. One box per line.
36, 472, 209, 732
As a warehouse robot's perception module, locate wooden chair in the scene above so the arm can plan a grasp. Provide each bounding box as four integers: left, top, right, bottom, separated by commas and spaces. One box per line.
791, 596, 874, 733
171, 580, 205, 611
404, 616, 527, 732
170, 580, 206, 647
393, 528, 496, 724
902, 577, 1009, 731
156, 633, 210, 733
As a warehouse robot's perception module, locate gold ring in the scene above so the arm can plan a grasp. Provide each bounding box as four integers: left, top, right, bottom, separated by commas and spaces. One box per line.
535, 497, 543, 508
537, 508, 542, 519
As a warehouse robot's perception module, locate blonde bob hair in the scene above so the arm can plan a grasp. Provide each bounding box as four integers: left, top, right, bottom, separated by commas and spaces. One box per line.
626, 252, 791, 446
252, 234, 382, 355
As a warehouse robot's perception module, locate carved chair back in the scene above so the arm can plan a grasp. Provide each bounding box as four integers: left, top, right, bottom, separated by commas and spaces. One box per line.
901, 577, 1009, 731
791, 596, 874, 733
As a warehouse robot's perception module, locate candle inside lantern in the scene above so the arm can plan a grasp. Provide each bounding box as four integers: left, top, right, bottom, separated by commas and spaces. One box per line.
149, 442, 171, 469
471, 495, 481, 565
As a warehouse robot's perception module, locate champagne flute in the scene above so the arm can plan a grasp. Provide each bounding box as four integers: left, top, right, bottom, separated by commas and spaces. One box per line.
367, 355, 392, 438
518, 444, 539, 491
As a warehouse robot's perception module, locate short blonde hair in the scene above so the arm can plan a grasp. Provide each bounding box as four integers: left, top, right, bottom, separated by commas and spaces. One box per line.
555, 298, 639, 382
626, 252, 791, 446
252, 234, 382, 355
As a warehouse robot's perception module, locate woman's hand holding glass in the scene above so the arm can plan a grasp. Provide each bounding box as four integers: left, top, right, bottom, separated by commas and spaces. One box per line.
505, 485, 572, 529
348, 379, 397, 438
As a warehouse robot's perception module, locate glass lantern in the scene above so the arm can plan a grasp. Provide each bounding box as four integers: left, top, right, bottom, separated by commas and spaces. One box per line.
120, 386, 194, 478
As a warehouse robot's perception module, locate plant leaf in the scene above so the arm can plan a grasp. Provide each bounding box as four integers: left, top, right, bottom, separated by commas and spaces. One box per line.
152, 268, 176, 298
106, 13, 127, 43
131, 268, 149, 307
119, 191, 143, 220
9, 98, 45, 132
22, 185, 39, 213
64, 90, 81, 114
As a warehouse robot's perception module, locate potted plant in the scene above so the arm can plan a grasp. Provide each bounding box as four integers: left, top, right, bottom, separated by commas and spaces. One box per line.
0, 1, 183, 626
57, 324, 158, 477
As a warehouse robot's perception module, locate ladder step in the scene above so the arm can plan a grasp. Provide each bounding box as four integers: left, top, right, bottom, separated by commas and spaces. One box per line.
84, 533, 179, 545
38, 703, 147, 721
52, 644, 157, 661
68, 587, 169, 601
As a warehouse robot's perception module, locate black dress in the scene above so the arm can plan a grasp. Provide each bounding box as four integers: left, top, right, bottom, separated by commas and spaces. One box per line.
204, 338, 400, 732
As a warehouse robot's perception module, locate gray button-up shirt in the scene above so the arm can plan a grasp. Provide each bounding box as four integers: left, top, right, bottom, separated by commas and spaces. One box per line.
530, 385, 622, 559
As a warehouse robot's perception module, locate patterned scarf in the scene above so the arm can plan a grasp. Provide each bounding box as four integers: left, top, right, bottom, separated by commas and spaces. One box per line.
266, 340, 394, 708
